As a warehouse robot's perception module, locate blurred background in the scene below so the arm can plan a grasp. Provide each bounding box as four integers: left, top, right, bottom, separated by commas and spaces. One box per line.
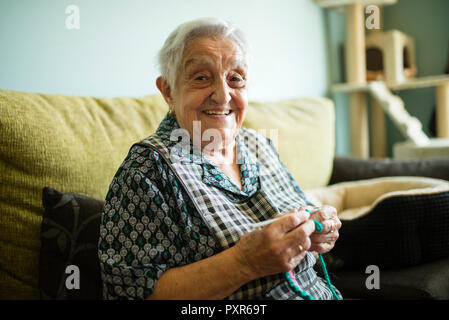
1, 0, 448, 156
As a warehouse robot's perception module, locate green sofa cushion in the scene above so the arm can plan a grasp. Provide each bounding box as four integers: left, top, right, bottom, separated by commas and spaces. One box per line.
0, 90, 168, 299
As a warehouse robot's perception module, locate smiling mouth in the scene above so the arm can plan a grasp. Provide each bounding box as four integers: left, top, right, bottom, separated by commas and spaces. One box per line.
203, 110, 233, 116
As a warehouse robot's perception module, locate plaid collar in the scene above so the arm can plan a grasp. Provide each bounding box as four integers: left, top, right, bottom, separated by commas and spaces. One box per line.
155, 113, 260, 196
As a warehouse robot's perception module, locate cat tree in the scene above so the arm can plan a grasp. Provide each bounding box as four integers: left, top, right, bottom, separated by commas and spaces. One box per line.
316, 0, 449, 159
365, 29, 417, 83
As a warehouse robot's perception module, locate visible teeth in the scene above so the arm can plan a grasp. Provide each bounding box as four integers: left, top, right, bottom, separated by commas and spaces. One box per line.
204, 110, 231, 115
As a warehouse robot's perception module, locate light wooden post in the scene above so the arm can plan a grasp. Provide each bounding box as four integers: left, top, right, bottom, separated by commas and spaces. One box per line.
370, 97, 387, 157
436, 83, 449, 138
346, 2, 369, 158
349, 92, 369, 157
368, 7, 386, 158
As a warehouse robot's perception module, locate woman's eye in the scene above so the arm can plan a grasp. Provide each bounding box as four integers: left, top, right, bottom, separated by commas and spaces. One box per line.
229, 75, 245, 87
194, 75, 208, 81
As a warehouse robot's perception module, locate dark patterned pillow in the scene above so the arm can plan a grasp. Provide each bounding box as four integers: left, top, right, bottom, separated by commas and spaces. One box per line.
39, 187, 104, 300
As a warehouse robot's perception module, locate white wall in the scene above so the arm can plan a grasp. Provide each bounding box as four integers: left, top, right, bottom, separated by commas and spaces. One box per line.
0, 0, 328, 101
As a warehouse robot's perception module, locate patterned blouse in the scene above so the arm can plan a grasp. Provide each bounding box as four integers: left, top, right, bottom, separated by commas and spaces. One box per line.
98, 113, 341, 300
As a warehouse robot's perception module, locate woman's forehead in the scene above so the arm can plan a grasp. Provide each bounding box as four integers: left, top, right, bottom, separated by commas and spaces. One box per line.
184, 56, 247, 71
182, 37, 247, 70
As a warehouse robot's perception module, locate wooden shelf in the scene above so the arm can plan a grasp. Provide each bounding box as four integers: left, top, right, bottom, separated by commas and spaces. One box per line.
315, 0, 397, 9
389, 75, 449, 90
332, 75, 449, 93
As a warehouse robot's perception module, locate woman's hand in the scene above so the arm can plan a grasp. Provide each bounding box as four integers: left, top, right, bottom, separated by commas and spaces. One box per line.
233, 208, 315, 280
148, 206, 339, 300
307, 205, 341, 254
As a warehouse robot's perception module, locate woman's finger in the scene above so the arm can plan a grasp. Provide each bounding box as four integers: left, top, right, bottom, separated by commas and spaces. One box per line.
317, 219, 339, 234
269, 210, 310, 235
310, 205, 337, 221
310, 241, 335, 254
310, 231, 339, 243
284, 219, 315, 249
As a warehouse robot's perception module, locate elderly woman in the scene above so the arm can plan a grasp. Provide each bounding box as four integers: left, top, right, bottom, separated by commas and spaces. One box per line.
98, 17, 342, 300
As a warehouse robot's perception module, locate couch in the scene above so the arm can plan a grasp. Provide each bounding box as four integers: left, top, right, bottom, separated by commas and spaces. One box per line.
325, 156, 449, 299
1, 89, 448, 300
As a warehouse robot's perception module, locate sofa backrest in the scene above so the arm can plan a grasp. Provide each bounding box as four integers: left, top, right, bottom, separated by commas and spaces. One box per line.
0, 89, 334, 299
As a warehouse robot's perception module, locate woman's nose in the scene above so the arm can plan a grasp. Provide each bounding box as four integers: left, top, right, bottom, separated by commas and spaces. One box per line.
211, 78, 231, 106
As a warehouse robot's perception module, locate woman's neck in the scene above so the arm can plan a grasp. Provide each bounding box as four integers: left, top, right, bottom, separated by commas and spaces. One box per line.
202, 139, 236, 166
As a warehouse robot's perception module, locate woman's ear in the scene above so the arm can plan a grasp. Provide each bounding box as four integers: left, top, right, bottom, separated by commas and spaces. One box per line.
156, 77, 174, 109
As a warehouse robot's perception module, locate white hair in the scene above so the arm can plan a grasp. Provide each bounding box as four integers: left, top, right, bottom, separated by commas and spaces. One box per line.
157, 17, 251, 90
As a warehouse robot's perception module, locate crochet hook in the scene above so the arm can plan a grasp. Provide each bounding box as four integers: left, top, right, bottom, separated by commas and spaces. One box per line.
251, 207, 322, 229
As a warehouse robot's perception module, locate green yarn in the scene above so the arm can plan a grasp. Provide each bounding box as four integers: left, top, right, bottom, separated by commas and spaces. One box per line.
283, 219, 341, 300
318, 252, 341, 300
314, 219, 324, 232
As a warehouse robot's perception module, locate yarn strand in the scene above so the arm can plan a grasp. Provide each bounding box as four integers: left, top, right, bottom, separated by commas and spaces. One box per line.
284, 220, 341, 300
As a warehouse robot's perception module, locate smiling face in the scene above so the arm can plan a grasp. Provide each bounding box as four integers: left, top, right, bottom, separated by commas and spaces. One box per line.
159, 36, 248, 152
